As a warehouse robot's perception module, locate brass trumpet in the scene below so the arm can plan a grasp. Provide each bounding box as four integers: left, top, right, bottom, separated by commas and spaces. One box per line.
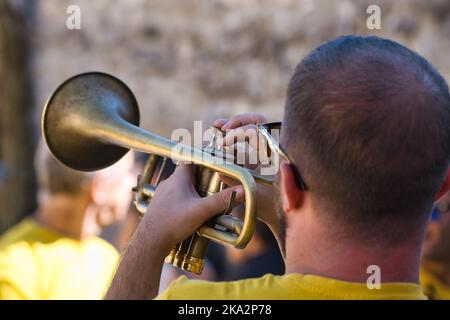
41, 72, 273, 274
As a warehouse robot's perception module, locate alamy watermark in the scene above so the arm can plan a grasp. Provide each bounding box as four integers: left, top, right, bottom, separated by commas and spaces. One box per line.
366, 265, 381, 289
366, 5, 382, 30
64, 4, 381, 31
66, 4, 81, 30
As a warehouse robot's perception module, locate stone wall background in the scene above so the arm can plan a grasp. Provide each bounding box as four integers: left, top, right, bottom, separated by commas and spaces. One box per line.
33, 0, 450, 137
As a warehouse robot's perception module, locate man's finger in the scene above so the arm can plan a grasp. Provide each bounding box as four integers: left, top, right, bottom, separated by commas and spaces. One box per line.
222, 113, 268, 130
213, 118, 228, 128
173, 163, 195, 182
218, 173, 239, 186
221, 124, 258, 147
224, 143, 262, 169
196, 185, 244, 220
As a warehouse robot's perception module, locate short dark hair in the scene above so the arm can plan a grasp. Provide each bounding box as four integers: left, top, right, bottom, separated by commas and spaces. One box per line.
35, 140, 94, 195
283, 35, 450, 244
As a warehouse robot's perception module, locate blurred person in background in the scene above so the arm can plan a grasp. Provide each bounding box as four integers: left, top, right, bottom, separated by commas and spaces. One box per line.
421, 177, 450, 300
224, 221, 284, 281
0, 142, 135, 299
114, 153, 148, 252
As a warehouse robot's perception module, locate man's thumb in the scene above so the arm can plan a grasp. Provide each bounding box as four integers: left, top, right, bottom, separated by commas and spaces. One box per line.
197, 185, 244, 220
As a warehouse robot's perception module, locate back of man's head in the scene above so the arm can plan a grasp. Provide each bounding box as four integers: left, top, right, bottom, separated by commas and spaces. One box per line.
35, 140, 94, 198
283, 35, 450, 244
35, 141, 134, 199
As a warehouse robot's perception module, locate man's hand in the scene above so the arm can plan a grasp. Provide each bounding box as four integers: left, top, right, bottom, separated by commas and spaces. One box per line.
106, 164, 244, 300
214, 113, 282, 248
140, 164, 244, 253
215, 113, 269, 169
106, 113, 277, 300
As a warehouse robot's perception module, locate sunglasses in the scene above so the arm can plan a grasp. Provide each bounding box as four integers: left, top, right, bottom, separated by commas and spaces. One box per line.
257, 122, 308, 191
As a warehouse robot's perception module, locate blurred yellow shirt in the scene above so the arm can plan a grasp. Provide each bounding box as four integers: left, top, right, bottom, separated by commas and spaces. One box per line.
157, 274, 426, 300
420, 267, 450, 300
0, 218, 119, 300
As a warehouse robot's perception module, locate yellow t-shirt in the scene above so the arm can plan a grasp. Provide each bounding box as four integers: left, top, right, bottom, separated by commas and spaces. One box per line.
157, 274, 426, 300
0, 218, 119, 300
420, 267, 450, 300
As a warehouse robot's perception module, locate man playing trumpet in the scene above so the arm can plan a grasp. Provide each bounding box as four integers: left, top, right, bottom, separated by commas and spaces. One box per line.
106, 35, 450, 300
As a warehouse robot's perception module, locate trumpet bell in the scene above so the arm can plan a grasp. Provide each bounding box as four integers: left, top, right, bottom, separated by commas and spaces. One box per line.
42, 72, 140, 171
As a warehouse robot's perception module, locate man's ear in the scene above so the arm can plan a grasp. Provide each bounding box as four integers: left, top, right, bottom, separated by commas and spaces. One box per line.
435, 168, 450, 203
279, 163, 303, 213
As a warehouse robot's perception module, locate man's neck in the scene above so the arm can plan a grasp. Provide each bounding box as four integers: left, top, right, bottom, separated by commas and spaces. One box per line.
35, 194, 97, 240
283, 217, 423, 284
